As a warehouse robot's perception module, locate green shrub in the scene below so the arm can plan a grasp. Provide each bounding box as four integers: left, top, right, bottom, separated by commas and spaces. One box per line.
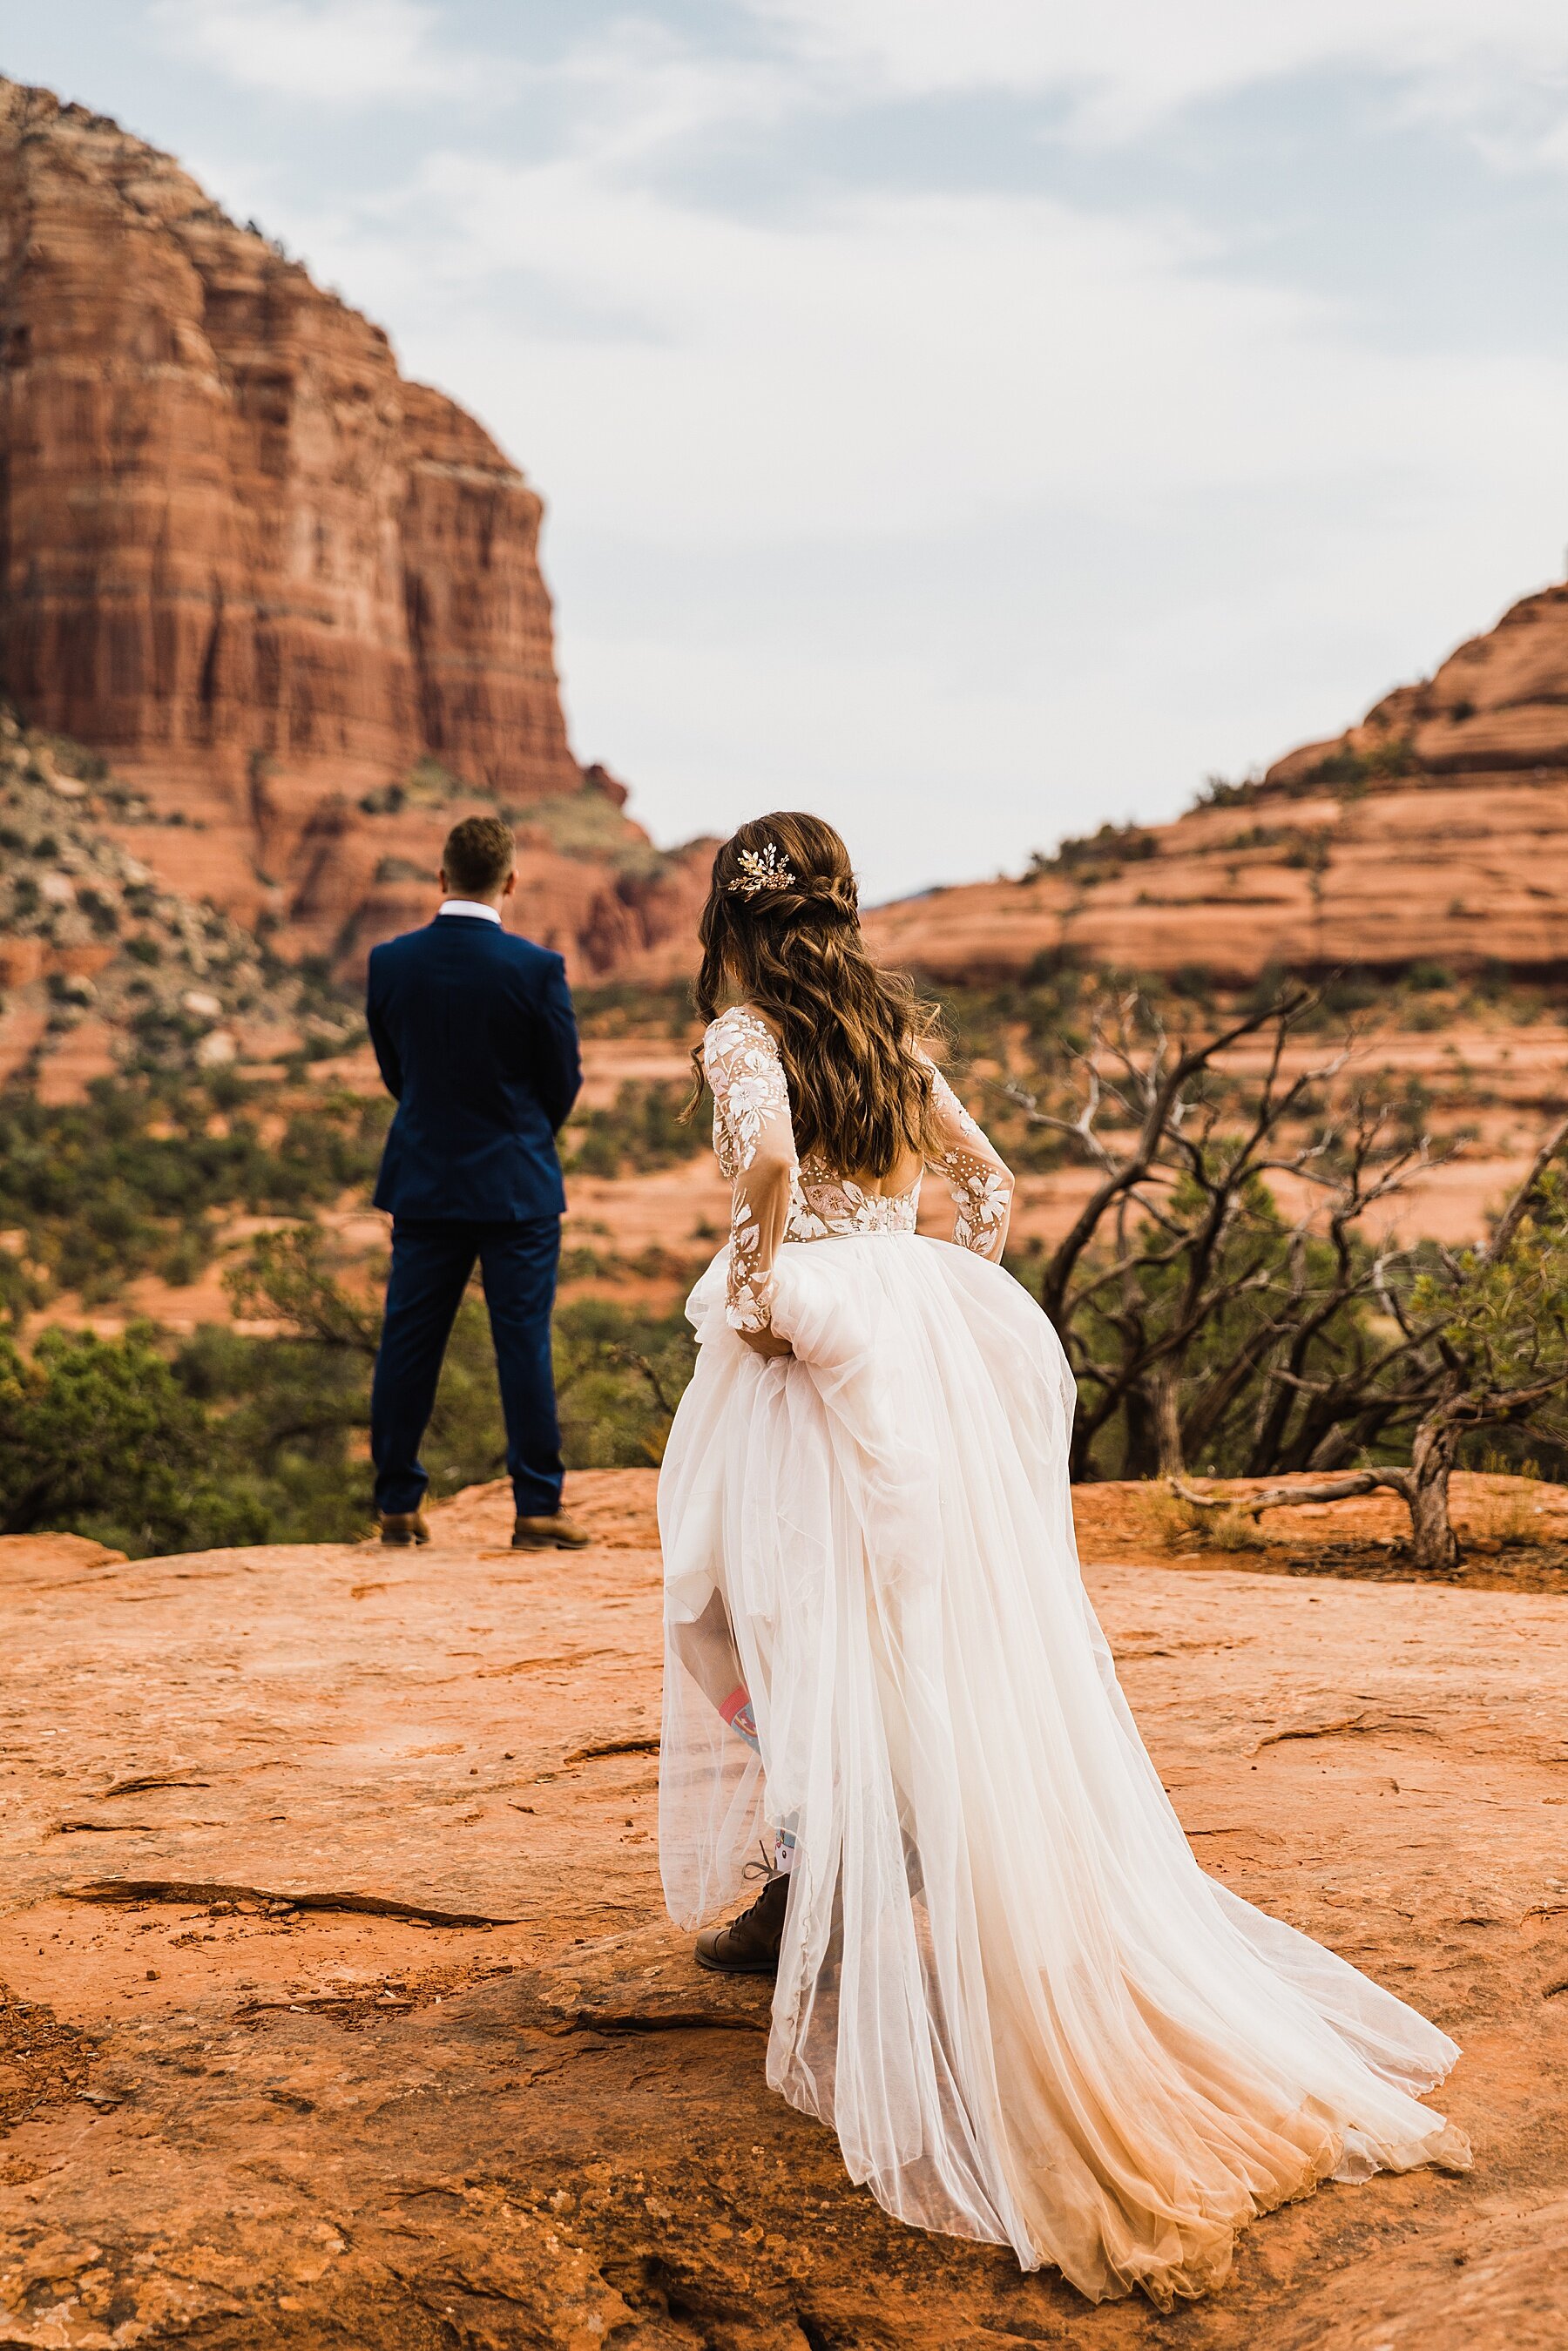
0, 1326, 267, 1555
1028, 822, 1159, 880
1403, 960, 1454, 993
562, 1080, 706, 1178
1192, 774, 1262, 810
0, 1074, 390, 1312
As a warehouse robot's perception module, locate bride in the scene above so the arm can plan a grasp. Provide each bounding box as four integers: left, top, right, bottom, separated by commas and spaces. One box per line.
656, 811, 1469, 2307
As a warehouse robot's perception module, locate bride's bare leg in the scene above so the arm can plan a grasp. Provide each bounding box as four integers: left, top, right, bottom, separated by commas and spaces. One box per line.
670, 1589, 760, 1753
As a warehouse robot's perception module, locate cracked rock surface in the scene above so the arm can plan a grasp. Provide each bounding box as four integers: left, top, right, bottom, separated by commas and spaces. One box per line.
3, 1469, 1568, 2347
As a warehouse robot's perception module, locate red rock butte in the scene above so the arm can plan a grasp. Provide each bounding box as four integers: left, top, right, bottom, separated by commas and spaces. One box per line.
0, 81, 721, 983
0, 79, 576, 807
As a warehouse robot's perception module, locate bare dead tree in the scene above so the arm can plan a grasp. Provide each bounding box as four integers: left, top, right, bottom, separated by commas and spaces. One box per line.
224, 1224, 381, 1355
1178, 1109, 1568, 1569
1006, 989, 1440, 1485
1011, 982, 1568, 1569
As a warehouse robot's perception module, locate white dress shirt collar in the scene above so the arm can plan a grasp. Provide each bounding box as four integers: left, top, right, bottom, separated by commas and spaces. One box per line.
437, 898, 503, 925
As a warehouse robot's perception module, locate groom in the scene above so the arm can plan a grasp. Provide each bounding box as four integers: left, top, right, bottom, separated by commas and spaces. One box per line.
365, 813, 589, 1550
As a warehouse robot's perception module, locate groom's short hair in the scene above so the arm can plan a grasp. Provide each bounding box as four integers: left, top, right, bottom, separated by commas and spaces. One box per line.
443, 814, 516, 896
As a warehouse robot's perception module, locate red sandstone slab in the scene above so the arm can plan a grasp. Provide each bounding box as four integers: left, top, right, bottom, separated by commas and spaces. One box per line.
3, 1472, 1568, 2343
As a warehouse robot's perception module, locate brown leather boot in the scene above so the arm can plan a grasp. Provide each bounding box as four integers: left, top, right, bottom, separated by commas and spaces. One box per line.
379, 1510, 430, 1545
512, 1511, 591, 1550
695, 1869, 791, 1976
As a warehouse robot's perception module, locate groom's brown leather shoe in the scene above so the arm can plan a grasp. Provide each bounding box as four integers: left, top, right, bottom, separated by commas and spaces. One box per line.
695, 1870, 791, 1975
511, 1510, 591, 1550
379, 1510, 430, 1545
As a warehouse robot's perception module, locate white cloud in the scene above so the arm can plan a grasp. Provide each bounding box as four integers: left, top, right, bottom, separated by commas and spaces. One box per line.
148, 0, 487, 106
285, 29, 1568, 547
110, 6, 1568, 891
241, 29, 1565, 891
751, 1, 1568, 159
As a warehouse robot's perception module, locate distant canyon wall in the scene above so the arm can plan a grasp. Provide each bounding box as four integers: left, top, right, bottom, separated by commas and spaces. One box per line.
865, 578, 1568, 989
1266, 580, 1568, 790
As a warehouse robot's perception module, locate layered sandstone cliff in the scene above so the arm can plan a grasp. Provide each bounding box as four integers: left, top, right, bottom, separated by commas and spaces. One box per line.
862, 774, 1568, 987
0, 80, 575, 803
859, 583, 1568, 988
0, 81, 713, 983
1267, 578, 1568, 787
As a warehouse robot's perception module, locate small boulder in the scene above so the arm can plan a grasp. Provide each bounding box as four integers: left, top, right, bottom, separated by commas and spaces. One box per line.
195, 1028, 237, 1067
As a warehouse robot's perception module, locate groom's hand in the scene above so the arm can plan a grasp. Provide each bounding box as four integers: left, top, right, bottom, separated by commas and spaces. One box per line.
740, 1326, 793, 1360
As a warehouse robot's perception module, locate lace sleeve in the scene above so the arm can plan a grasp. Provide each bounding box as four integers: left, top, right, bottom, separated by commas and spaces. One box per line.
703, 1007, 797, 1334
924, 1064, 1014, 1261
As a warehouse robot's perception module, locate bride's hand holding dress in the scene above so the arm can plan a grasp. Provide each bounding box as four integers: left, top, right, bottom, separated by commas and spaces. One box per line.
739, 1325, 794, 1358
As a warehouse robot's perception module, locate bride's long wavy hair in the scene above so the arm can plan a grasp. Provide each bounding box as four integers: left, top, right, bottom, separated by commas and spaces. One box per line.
685, 812, 944, 1175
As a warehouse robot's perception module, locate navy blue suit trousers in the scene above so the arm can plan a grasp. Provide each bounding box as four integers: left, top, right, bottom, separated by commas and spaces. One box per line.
370, 1216, 564, 1519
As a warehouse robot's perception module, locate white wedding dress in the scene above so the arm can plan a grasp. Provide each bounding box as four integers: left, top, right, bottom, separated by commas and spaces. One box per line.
658, 1004, 1469, 2307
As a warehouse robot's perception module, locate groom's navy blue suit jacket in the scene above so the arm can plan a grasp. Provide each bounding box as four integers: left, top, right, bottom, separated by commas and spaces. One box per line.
366, 915, 582, 1221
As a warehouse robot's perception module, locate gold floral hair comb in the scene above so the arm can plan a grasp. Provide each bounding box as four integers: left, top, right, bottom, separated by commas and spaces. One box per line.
729, 841, 796, 896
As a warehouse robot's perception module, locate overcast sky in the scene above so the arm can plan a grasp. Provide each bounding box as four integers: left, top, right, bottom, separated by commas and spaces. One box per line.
10, 3, 1568, 898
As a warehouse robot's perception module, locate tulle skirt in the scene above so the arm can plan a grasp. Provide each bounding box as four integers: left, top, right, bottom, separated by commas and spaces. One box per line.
657, 1233, 1470, 2307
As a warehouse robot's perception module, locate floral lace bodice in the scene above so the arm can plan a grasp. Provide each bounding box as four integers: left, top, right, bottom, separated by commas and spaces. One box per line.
703, 1004, 1016, 1333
